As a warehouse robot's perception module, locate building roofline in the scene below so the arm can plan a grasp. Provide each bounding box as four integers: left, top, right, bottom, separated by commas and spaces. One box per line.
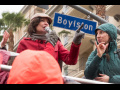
19, 5, 34, 14
19, 5, 28, 13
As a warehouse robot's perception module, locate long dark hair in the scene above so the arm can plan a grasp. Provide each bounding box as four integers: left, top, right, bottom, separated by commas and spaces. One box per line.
105, 37, 112, 62
27, 17, 41, 36
105, 47, 110, 62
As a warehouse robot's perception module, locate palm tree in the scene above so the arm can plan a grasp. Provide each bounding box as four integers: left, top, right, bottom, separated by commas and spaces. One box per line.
95, 5, 106, 25
0, 12, 30, 51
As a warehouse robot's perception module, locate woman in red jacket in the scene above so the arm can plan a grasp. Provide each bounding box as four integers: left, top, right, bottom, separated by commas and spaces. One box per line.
17, 13, 85, 65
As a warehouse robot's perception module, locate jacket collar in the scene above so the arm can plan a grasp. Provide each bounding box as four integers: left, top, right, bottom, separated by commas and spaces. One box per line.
23, 37, 46, 42
24, 37, 31, 40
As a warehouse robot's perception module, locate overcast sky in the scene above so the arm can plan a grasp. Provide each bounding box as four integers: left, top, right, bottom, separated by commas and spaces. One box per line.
0, 5, 24, 19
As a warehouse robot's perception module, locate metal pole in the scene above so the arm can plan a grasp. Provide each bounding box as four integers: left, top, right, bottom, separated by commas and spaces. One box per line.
1, 64, 12, 72
62, 75, 112, 84
68, 5, 120, 35
0, 64, 112, 84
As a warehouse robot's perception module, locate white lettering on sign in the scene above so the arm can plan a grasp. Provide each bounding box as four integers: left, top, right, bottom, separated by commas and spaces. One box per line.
57, 16, 93, 31
84, 24, 88, 30
57, 16, 62, 24
74, 20, 76, 27
89, 25, 93, 31
76, 22, 80, 28
68, 21, 73, 28
63, 19, 67, 25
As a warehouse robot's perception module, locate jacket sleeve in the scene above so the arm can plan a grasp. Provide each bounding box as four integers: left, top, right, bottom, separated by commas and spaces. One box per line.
109, 75, 120, 84
84, 51, 102, 79
58, 42, 81, 65
17, 40, 26, 53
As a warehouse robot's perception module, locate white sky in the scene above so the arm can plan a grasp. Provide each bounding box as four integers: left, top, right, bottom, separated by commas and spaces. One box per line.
0, 5, 24, 19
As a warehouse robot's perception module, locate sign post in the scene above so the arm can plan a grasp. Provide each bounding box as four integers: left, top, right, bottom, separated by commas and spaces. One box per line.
53, 13, 97, 35
67, 5, 120, 35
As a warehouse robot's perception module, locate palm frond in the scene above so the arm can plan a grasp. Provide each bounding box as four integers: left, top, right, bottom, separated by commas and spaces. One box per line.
1, 12, 30, 32
24, 19, 30, 26
0, 19, 6, 31
50, 19, 53, 30
2, 12, 16, 27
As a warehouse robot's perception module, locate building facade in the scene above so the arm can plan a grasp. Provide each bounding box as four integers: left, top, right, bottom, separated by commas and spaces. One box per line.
13, 5, 120, 78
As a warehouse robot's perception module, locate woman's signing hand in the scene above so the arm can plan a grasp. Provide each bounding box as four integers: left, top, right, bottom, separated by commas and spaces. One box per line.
95, 42, 109, 58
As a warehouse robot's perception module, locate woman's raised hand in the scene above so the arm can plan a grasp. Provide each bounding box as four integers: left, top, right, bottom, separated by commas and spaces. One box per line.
95, 42, 109, 58
1, 31, 10, 48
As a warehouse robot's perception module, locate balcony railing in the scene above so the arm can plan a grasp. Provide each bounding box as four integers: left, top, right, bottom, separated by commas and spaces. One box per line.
0, 64, 111, 84
63, 57, 87, 76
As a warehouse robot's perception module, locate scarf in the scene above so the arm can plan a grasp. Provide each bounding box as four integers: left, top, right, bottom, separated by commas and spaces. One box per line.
30, 33, 47, 41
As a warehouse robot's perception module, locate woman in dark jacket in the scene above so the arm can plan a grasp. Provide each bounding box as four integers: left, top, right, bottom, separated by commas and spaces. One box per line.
84, 23, 120, 84
17, 13, 85, 65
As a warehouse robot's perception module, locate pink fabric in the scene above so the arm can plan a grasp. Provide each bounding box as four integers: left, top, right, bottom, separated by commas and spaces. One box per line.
0, 50, 10, 65
0, 53, 3, 71
0, 50, 10, 84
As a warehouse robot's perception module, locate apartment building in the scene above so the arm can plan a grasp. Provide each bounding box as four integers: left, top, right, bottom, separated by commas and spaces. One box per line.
13, 5, 120, 78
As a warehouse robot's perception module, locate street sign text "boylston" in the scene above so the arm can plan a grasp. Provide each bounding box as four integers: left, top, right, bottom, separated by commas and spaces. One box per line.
53, 13, 97, 35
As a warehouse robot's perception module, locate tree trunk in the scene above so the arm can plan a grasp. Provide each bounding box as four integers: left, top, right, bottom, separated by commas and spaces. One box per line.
95, 5, 106, 25
8, 29, 14, 51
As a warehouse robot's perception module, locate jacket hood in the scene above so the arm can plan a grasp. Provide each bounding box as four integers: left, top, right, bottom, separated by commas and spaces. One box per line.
94, 23, 117, 54
95, 23, 117, 41
7, 50, 63, 84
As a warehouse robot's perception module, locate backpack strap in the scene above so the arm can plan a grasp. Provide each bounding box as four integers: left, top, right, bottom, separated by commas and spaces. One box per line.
114, 49, 120, 59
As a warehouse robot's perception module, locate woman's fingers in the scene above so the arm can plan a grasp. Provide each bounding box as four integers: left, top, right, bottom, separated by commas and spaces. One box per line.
99, 74, 105, 77
5, 31, 9, 38
95, 42, 109, 58
99, 42, 109, 50
95, 77, 103, 80
3, 31, 9, 41
95, 42, 98, 49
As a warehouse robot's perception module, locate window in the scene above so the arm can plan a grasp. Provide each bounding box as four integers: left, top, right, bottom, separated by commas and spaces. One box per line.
64, 66, 68, 76
64, 34, 68, 46
105, 15, 109, 22
62, 5, 69, 14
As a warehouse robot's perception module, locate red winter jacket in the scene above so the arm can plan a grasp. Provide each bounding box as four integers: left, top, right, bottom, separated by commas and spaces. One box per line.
17, 37, 81, 65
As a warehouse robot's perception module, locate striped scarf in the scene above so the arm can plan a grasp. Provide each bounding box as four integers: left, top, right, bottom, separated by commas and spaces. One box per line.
30, 33, 47, 41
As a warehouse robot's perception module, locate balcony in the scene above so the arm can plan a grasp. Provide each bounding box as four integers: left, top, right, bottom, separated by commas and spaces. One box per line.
63, 57, 87, 77
106, 5, 120, 16
67, 5, 93, 19
64, 32, 94, 56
